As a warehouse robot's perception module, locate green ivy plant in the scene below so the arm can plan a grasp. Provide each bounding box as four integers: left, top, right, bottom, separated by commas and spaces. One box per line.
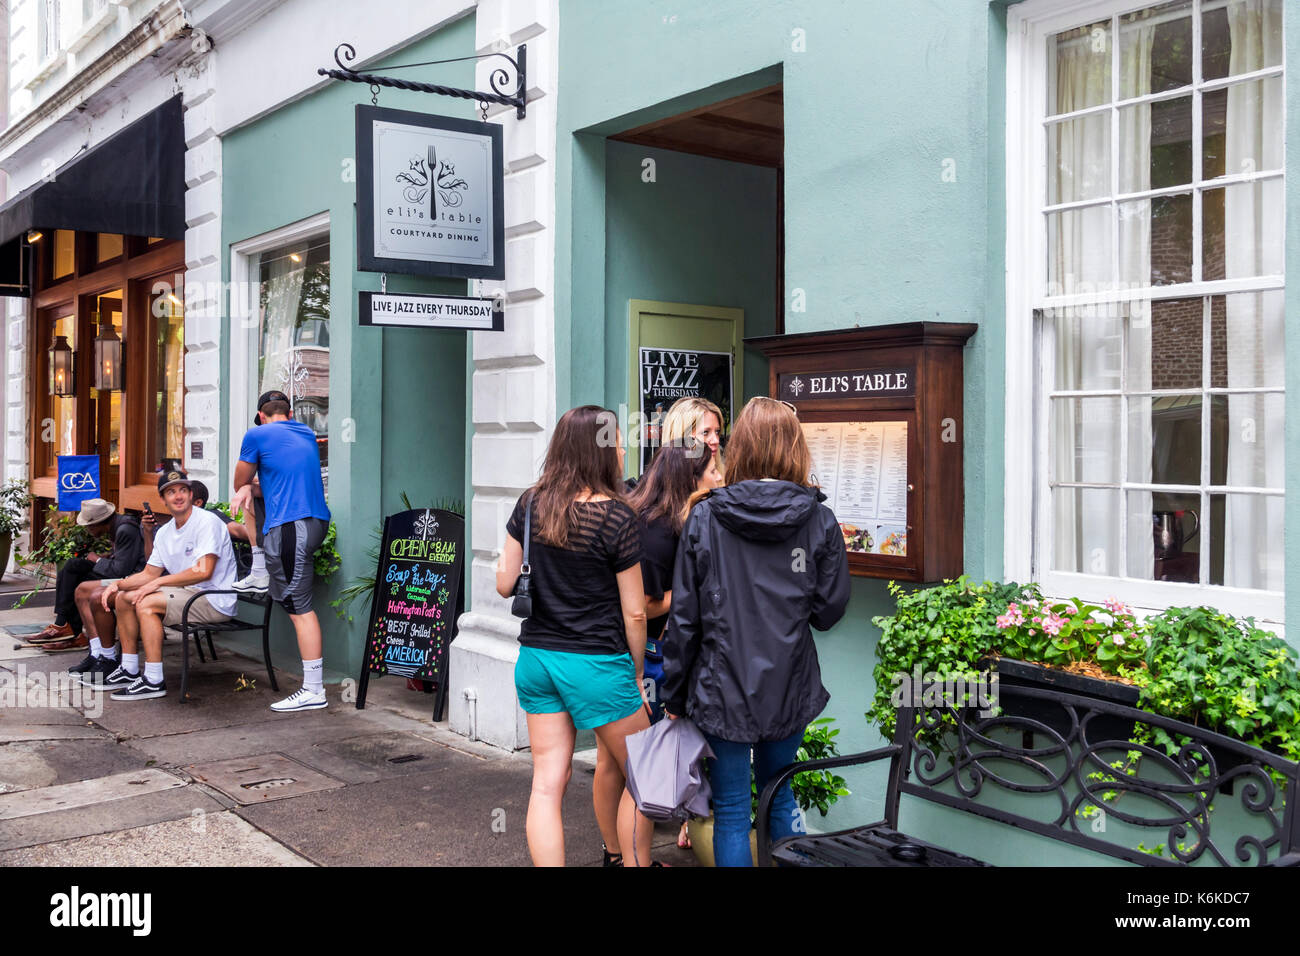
748, 718, 851, 821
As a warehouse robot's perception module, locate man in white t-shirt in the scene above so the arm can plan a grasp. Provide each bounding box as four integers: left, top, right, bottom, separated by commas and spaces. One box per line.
99, 468, 238, 701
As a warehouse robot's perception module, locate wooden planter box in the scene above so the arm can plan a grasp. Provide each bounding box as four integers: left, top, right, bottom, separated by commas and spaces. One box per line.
983, 657, 1140, 745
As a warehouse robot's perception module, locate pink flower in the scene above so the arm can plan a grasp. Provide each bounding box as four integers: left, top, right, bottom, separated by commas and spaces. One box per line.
1113, 634, 1126, 646
1062, 606, 1076, 616
1033, 616, 1043, 625
1042, 614, 1067, 636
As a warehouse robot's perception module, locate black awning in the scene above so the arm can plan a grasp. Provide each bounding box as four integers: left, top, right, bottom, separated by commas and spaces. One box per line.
0, 95, 186, 296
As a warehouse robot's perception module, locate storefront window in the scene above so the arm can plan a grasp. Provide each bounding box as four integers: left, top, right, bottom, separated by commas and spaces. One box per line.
254, 236, 330, 490
52, 229, 75, 280
48, 312, 76, 464
96, 291, 123, 468
97, 233, 123, 263
151, 289, 185, 470
1037, 0, 1284, 600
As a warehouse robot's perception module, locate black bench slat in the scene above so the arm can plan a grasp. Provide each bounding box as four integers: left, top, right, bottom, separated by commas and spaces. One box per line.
773, 825, 990, 867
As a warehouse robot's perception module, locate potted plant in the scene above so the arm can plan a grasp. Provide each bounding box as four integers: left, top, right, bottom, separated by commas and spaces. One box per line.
687, 718, 851, 867
12, 503, 112, 608
0, 479, 30, 576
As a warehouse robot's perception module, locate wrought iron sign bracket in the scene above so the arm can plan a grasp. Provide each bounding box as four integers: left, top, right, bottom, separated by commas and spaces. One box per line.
318, 43, 527, 119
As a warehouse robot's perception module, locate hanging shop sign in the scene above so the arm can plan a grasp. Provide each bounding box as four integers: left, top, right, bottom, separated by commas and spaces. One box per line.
639, 347, 733, 471
57, 455, 101, 513
356, 104, 505, 280
358, 291, 504, 331
355, 507, 465, 721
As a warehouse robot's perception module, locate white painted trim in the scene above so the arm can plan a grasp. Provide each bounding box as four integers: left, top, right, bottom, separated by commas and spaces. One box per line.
227, 210, 329, 495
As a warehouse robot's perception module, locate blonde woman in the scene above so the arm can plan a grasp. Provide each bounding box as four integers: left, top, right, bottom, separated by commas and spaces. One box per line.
659, 396, 725, 475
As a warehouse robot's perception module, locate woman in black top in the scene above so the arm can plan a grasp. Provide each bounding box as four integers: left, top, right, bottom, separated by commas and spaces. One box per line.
627, 437, 721, 849
496, 405, 656, 867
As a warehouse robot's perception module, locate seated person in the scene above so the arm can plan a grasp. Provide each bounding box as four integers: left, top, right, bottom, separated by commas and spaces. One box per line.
34, 499, 145, 655
99, 468, 238, 701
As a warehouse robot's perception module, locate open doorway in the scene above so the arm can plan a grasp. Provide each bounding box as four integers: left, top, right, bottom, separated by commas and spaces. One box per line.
603, 84, 784, 474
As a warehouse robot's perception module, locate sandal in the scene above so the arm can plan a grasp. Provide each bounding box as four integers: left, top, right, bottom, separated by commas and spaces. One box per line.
602, 843, 623, 868
677, 821, 692, 849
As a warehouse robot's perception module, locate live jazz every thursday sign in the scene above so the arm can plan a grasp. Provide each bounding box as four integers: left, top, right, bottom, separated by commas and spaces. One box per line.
356, 508, 465, 721
639, 348, 732, 471
358, 291, 504, 331
356, 104, 505, 280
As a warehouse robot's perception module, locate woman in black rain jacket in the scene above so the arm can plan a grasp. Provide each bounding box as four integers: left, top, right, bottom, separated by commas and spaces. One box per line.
662, 397, 850, 866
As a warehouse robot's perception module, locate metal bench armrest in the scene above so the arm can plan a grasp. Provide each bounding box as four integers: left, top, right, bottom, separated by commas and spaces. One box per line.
756, 744, 901, 864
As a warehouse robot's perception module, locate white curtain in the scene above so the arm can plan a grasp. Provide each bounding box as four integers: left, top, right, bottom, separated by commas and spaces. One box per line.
257, 251, 307, 402
1052, 21, 1155, 578
1224, 0, 1285, 590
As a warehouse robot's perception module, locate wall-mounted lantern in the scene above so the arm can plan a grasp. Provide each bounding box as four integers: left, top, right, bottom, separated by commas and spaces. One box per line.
48, 334, 74, 395
92, 313, 124, 391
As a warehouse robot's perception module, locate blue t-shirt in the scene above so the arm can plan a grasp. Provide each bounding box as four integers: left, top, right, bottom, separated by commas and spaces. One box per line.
238, 420, 331, 533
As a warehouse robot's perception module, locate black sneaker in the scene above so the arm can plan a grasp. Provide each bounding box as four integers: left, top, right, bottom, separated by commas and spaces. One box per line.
103, 665, 140, 688
67, 653, 98, 675
77, 657, 120, 687
110, 676, 167, 701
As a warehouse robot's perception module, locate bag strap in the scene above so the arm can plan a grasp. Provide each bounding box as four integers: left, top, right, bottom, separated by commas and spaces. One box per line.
519, 492, 532, 578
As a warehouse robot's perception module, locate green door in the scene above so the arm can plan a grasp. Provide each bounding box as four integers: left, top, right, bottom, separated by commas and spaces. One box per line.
629, 299, 743, 477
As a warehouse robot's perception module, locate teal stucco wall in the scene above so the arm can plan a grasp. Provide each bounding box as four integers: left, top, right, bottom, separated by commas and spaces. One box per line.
219, 15, 475, 681
558, 0, 1012, 851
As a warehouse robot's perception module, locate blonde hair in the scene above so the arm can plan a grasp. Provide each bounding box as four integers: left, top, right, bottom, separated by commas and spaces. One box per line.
660, 396, 724, 446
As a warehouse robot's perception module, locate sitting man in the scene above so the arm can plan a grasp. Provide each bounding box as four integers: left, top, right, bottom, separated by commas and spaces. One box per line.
99, 468, 238, 701
36, 499, 145, 658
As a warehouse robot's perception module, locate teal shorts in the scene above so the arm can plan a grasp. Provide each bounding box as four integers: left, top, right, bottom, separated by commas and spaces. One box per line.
514, 646, 644, 730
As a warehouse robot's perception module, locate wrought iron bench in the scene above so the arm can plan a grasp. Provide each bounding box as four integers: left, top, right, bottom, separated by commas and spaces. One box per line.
172, 588, 279, 703
757, 683, 1300, 867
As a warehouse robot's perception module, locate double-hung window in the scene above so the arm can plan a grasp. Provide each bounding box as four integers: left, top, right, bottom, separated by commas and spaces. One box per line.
1008, 0, 1284, 621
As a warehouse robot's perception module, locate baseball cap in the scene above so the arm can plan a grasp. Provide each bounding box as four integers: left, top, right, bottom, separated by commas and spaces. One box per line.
158, 468, 192, 494
253, 390, 291, 427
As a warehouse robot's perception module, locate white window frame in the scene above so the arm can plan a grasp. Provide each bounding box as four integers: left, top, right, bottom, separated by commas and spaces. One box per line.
227, 211, 330, 495
1006, 0, 1286, 625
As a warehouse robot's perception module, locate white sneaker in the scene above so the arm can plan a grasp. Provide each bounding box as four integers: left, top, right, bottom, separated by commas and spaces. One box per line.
270, 688, 327, 712
232, 571, 270, 592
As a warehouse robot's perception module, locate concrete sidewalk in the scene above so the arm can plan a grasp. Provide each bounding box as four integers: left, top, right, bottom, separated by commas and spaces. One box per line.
0, 601, 697, 867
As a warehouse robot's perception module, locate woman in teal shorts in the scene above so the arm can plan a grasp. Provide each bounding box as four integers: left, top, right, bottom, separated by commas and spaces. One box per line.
496, 405, 656, 866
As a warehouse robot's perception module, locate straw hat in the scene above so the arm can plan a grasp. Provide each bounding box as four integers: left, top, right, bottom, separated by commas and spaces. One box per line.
76, 498, 116, 527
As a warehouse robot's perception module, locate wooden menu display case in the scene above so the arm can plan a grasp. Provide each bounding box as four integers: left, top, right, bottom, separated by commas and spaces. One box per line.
749, 322, 977, 582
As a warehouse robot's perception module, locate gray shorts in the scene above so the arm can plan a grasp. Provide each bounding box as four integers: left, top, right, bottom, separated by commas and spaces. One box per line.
264, 518, 328, 614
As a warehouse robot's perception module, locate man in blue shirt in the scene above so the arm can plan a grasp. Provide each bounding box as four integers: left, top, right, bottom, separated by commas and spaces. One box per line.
232, 390, 332, 713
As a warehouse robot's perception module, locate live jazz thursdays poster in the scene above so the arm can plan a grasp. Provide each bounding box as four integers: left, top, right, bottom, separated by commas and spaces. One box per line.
639, 347, 732, 471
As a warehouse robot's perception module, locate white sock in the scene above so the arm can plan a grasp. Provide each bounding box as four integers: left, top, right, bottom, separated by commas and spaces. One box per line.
89, 637, 104, 659
121, 652, 140, 674
251, 547, 267, 575
101, 642, 120, 661
144, 661, 164, 685
302, 658, 323, 695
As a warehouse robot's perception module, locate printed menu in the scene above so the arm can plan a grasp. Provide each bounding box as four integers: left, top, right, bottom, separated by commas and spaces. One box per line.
803, 421, 908, 556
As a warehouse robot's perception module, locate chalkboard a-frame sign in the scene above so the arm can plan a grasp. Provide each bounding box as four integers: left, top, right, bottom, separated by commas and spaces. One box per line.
356, 508, 465, 721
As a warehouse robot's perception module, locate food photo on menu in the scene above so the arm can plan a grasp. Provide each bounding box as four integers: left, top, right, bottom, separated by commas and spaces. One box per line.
806, 420, 908, 557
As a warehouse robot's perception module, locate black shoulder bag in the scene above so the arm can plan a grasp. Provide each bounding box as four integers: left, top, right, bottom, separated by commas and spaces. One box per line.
511, 495, 533, 619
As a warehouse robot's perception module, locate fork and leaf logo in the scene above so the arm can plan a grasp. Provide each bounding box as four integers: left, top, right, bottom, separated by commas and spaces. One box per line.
396, 144, 469, 218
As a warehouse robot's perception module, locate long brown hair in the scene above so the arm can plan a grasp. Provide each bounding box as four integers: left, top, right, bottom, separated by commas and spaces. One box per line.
530, 405, 626, 547
628, 438, 713, 534
723, 397, 811, 486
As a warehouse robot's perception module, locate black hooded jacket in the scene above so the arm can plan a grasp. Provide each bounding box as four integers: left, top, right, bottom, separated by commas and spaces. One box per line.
661, 480, 850, 742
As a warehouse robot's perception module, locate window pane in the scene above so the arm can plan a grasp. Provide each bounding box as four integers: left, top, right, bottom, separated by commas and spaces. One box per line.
1210, 493, 1283, 589
53, 229, 74, 279
95, 291, 123, 467
1211, 391, 1283, 488
1053, 487, 1120, 575
153, 291, 185, 470
1201, 178, 1283, 280
1202, 0, 1283, 82
1119, 96, 1191, 192
1136, 297, 1203, 390
257, 237, 330, 493
1053, 307, 1122, 391
1052, 397, 1121, 484
1048, 206, 1112, 293
1051, 20, 1112, 115
49, 313, 76, 466
1122, 1, 1192, 98
1129, 394, 1201, 485
1048, 113, 1111, 203
1142, 490, 1201, 583
96, 233, 123, 263
1207, 291, 1284, 388
1118, 193, 1191, 287
1202, 76, 1284, 179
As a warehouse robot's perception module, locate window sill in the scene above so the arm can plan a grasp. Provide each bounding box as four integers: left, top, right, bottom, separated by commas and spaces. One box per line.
68, 5, 119, 55
25, 51, 67, 91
